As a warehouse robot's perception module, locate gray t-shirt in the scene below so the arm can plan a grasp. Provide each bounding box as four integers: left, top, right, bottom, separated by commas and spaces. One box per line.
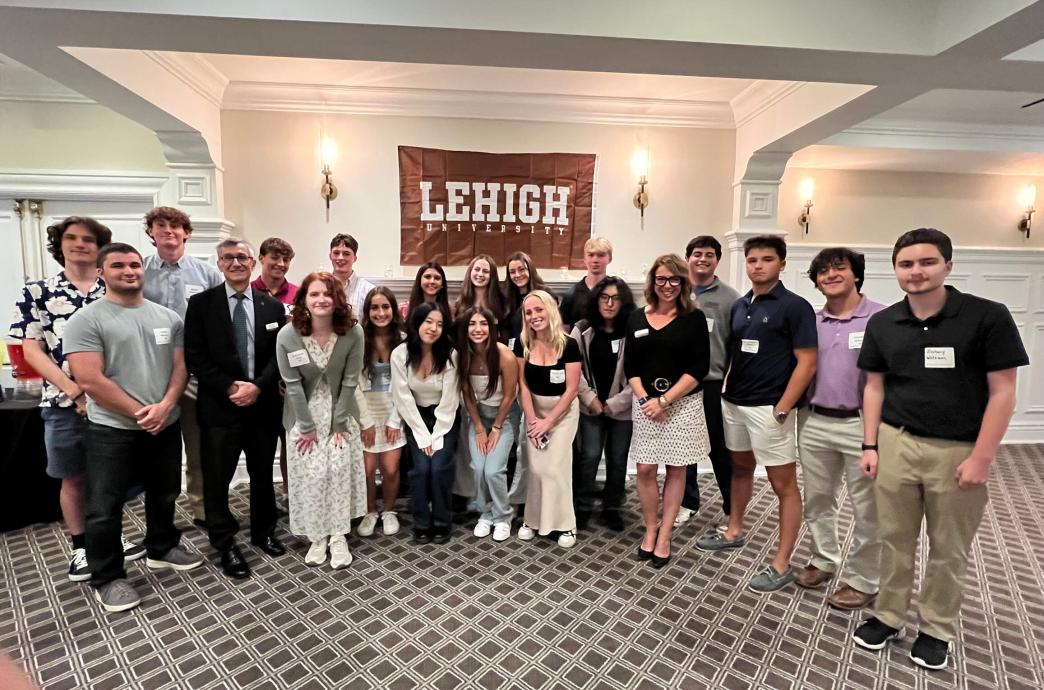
63, 298, 184, 430
693, 277, 740, 382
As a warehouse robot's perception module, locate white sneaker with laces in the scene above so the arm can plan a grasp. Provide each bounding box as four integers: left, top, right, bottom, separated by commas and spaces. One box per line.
305, 536, 328, 566
328, 535, 353, 569
381, 511, 400, 536
356, 512, 379, 537
558, 531, 577, 548
673, 507, 694, 528
517, 524, 535, 541
492, 522, 511, 542
473, 519, 493, 538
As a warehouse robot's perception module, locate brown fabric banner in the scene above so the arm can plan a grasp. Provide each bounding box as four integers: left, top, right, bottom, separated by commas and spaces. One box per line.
399, 146, 596, 269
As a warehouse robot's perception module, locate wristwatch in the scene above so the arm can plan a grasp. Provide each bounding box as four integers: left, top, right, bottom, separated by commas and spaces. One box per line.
861, 443, 878, 452
773, 408, 789, 423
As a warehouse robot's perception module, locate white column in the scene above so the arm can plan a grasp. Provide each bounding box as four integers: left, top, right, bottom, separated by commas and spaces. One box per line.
723, 151, 791, 292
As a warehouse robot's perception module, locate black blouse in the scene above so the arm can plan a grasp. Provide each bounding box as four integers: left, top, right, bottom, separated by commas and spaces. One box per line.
623, 308, 710, 398
514, 337, 581, 397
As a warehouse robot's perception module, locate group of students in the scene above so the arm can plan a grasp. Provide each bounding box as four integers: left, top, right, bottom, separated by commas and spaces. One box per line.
9, 206, 1028, 674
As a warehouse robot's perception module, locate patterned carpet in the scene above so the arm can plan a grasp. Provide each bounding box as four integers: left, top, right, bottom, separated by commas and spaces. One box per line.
2, 445, 1044, 690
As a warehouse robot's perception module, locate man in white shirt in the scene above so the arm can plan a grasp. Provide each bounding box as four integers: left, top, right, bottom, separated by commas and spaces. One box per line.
329, 233, 375, 318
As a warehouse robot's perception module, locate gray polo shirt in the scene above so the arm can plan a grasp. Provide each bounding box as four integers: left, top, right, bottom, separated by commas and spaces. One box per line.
693, 277, 740, 382
63, 299, 184, 431
144, 252, 223, 319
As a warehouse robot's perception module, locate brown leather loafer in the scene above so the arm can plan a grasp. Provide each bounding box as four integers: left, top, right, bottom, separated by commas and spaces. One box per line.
794, 564, 834, 589
827, 585, 877, 610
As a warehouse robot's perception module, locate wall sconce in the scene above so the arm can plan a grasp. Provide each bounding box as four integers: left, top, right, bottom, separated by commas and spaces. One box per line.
798, 177, 815, 234
1018, 184, 1035, 237
631, 147, 650, 230
320, 136, 338, 222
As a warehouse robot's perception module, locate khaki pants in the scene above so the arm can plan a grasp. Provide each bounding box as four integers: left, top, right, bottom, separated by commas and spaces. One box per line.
874, 423, 987, 642
798, 411, 880, 594
181, 378, 205, 521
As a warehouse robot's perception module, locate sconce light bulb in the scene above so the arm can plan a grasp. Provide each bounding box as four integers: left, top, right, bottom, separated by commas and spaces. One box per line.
321, 137, 338, 170
799, 178, 815, 206
631, 147, 650, 181
1019, 184, 1036, 211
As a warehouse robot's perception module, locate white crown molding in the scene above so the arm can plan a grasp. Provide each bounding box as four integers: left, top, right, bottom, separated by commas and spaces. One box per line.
222, 81, 735, 128
142, 51, 228, 109
0, 169, 168, 202
730, 80, 807, 128
826, 118, 1044, 152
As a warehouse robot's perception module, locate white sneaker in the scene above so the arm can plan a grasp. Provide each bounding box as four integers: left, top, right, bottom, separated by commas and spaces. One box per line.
674, 507, 694, 528
328, 535, 353, 569
356, 512, 379, 537
473, 519, 493, 538
492, 522, 511, 542
517, 523, 535, 541
305, 537, 328, 566
381, 512, 400, 536
558, 531, 577, 548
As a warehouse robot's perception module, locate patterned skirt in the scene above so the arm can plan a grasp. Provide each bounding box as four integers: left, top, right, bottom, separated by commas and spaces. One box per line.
629, 391, 711, 466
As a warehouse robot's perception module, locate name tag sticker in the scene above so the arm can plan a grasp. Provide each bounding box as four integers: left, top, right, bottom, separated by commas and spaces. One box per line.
924, 346, 955, 368
508, 337, 516, 350
611, 339, 622, 354
153, 328, 171, 345
284, 304, 294, 316
549, 369, 566, 384
849, 331, 864, 349
707, 319, 715, 333
287, 349, 310, 367
185, 284, 204, 298
266, 322, 279, 331
741, 339, 760, 354
635, 328, 649, 339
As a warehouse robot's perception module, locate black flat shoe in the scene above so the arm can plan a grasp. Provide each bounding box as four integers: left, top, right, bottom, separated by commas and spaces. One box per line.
432, 530, 451, 545
637, 546, 654, 561
413, 531, 432, 544
251, 534, 286, 557
650, 553, 671, 569
220, 545, 251, 579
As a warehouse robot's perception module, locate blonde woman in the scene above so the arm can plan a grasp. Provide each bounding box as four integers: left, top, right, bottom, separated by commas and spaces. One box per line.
513, 290, 581, 548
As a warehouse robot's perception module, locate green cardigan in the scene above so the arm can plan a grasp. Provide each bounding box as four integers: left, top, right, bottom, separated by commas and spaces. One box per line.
275, 323, 364, 435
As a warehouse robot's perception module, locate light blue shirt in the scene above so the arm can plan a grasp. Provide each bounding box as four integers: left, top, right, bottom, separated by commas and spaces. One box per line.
225, 283, 255, 379
143, 252, 223, 319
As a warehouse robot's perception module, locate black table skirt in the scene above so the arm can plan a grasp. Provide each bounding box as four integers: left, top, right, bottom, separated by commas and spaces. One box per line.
0, 398, 61, 532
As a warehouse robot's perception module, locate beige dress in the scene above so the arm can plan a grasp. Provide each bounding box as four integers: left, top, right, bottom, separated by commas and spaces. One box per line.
523, 395, 580, 534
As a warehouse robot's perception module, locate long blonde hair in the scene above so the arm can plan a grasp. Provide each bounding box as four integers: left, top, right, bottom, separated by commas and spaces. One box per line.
519, 290, 566, 358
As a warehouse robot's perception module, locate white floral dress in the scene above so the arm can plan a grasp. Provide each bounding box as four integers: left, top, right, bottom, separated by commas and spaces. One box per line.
287, 334, 367, 540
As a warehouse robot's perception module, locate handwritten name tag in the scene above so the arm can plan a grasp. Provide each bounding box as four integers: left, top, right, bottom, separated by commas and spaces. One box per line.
924, 347, 955, 369
611, 339, 622, 354
549, 369, 566, 384
848, 331, 864, 349
153, 328, 171, 345
287, 349, 310, 367
266, 322, 279, 331
740, 339, 760, 354
635, 328, 649, 339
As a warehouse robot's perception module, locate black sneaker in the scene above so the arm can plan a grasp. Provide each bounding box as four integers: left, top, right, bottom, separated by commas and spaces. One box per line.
601, 510, 624, 532
68, 548, 91, 582
121, 536, 146, 563
852, 617, 902, 650
910, 631, 951, 670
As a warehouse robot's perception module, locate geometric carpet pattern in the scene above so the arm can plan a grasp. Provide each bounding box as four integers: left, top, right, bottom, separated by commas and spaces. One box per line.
3, 444, 1044, 690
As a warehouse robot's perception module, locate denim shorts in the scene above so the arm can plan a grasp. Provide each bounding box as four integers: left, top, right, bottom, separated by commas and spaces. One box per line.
41, 406, 88, 479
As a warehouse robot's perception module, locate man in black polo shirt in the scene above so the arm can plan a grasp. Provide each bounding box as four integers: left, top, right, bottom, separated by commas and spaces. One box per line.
852, 228, 1028, 671
696, 235, 817, 594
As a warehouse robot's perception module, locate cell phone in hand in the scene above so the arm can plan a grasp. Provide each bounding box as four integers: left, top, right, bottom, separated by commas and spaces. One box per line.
536, 434, 550, 450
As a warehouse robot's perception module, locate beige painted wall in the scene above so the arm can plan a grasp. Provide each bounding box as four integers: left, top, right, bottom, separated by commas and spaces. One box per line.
779, 167, 1044, 249
221, 110, 736, 282
0, 101, 166, 171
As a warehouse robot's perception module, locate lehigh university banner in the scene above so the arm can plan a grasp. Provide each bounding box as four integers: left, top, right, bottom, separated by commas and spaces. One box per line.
398, 146, 596, 269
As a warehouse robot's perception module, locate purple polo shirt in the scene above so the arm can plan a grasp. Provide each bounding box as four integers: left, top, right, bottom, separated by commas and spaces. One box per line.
251, 276, 298, 306
809, 295, 885, 410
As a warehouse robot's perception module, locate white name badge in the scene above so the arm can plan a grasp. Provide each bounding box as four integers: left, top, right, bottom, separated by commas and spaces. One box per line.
611, 339, 622, 354
549, 369, 566, 384
185, 284, 204, 298
924, 346, 955, 369
635, 328, 650, 339
287, 349, 310, 367
706, 319, 715, 333
153, 327, 171, 345
266, 322, 279, 331
740, 339, 760, 354
284, 304, 294, 316
508, 337, 516, 350
848, 331, 864, 349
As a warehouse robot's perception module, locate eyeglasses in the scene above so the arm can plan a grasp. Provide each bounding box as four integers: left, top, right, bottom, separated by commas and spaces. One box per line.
219, 254, 253, 264
654, 276, 683, 287
598, 294, 620, 304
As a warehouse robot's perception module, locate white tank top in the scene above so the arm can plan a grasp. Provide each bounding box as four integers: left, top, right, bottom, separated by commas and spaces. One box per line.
469, 374, 504, 406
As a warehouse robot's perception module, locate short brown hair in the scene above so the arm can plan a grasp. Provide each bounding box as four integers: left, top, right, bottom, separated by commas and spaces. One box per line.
259, 237, 295, 260
291, 272, 356, 336
329, 233, 358, 253
144, 206, 193, 240
644, 254, 695, 313
46, 216, 112, 266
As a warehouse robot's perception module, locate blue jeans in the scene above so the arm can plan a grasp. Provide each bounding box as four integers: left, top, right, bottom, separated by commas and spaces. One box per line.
85, 421, 183, 586
576, 413, 633, 513
469, 403, 516, 524
404, 408, 459, 533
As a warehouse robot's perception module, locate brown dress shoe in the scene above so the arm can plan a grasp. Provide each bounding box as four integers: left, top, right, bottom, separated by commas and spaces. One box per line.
794, 564, 834, 589
827, 585, 877, 610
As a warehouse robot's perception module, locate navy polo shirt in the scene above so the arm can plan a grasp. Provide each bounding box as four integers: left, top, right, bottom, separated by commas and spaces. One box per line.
858, 287, 1029, 443
723, 282, 817, 407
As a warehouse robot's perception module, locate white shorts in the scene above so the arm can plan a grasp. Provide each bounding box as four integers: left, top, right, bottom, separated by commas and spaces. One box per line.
722, 400, 798, 467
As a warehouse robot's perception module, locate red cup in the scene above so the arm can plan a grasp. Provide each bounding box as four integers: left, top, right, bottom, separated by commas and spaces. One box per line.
6, 342, 42, 379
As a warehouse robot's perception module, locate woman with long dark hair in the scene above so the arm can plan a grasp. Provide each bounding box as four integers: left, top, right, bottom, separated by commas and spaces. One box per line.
625, 255, 711, 569
570, 276, 636, 532
390, 303, 460, 543
276, 272, 366, 569
452, 254, 506, 323
456, 307, 519, 542
399, 261, 450, 322
503, 251, 548, 347
354, 286, 406, 538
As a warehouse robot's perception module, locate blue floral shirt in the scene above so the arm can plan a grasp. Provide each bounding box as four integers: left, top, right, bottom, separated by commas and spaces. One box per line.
8, 272, 106, 408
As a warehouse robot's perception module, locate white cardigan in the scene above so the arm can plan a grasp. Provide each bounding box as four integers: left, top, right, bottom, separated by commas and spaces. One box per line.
389, 343, 459, 451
